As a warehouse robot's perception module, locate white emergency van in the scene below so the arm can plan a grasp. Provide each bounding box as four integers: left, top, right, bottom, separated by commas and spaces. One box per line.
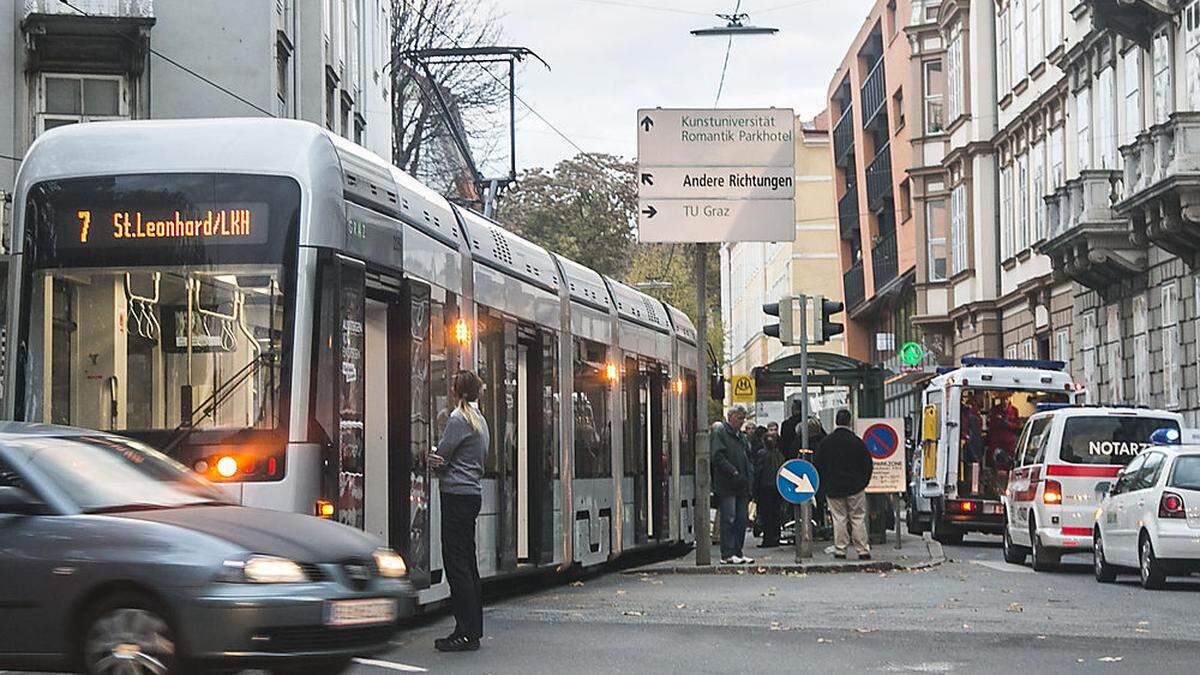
1002, 406, 1183, 571
908, 358, 1082, 544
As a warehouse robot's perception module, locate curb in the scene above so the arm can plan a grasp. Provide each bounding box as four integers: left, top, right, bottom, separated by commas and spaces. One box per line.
625, 538, 946, 576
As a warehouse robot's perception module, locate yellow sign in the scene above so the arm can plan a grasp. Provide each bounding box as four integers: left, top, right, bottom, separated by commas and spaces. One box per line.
731, 375, 755, 403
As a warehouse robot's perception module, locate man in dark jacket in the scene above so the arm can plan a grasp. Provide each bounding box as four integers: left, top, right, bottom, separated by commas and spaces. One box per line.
814, 409, 874, 560
779, 400, 805, 460
711, 406, 754, 564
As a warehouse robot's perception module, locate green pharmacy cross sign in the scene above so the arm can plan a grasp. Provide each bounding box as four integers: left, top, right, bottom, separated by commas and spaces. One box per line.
899, 341, 924, 366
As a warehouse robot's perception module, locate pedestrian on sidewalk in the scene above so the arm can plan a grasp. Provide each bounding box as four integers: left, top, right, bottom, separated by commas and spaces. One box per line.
757, 431, 786, 547
779, 400, 805, 460
711, 405, 755, 564
749, 425, 767, 537
814, 409, 874, 560
428, 370, 490, 652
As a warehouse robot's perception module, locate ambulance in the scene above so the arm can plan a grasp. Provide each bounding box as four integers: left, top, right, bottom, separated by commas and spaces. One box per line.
908, 358, 1082, 544
1002, 405, 1183, 571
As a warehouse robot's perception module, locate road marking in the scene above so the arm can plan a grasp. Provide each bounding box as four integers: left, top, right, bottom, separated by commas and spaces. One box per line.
970, 560, 1034, 574
353, 657, 429, 672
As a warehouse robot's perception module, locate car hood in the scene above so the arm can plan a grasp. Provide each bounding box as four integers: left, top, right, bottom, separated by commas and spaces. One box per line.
113, 505, 380, 562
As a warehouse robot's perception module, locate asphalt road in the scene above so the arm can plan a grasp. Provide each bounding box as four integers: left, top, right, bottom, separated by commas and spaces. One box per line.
357, 536, 1200, 674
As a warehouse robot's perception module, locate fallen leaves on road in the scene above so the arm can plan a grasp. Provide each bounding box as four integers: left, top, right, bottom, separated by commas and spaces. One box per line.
1098, 656, 1123, 663
1006, 602, 1023, 613
569, 581, 584, 587
615, 590, 626, 595
961, 624, 972, 630
675, 603, 687, 609
623, 610, 644, 617
817, 637, 833, 644
854, 628, 876, 634
1035, 635, 1047, 640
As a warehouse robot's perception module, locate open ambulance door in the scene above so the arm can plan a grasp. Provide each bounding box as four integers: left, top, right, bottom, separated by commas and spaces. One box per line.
918, 386, 949, 499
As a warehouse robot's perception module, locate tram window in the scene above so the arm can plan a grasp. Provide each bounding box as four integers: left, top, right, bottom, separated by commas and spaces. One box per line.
477, 309, 517, 478
542, 333, 560, 479
573, 337, 612, 479
32, 267, 286, 432
680, 370, 697, 475
429, 290, 459, 439
623, 358, 647, 478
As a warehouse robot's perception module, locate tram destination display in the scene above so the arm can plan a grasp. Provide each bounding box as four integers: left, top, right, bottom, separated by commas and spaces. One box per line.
55, 202, 270, 249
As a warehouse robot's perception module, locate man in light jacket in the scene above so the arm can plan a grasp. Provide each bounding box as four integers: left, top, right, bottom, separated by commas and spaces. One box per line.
814, 409, 874, 560
710, 406, 755, 564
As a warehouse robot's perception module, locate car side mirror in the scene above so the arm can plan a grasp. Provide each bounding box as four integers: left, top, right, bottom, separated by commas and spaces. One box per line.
0, 486, 44, 515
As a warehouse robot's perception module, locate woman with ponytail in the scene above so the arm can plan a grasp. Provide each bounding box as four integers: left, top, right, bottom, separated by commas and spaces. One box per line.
428, 370, 490, 652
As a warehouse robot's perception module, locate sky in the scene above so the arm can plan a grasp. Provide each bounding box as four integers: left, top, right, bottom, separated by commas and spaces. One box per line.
487, 0, 874, 172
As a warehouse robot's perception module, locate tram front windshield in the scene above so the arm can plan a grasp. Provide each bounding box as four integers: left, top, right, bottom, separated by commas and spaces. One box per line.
21, 173, 299, 433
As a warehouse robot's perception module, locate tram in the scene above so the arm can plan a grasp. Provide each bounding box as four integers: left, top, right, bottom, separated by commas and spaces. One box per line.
4, 118, 701, 606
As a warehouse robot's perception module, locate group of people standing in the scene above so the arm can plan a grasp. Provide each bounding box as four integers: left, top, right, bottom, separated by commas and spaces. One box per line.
710, 403, 875, 564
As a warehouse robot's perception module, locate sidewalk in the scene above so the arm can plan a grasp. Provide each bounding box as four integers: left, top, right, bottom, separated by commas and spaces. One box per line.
628, 531, 944, 575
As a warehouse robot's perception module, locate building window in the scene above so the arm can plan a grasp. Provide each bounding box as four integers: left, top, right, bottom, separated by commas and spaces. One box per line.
1017, 153, 1029, 251
1054, 327, 1070, 373
1105, 304, 1123, 403
1133, 294, 1150, 403
1049, 125, 1064, 188
1005, 344, 1019, 360
1153, 27, 1173, 124
1031, 142, 1046, 241
1013, 0, 1027, 80
998, 6, 1011, 94
1080, 311, 1097, 394
325, 76, 336, 130
341, 98, 352, 139
924, 60, 945, 133
276, 40, 291, 111
894, 88, 906, 130
1076, 87, 1092, 170
951, 184, 968, 275
1046, 0, 1062, 54
947, 29, 964, 121
1000, 163, 1013, 258
1097, 66, 1117, 168
354, 116, 365, 145
1020, 338, 1035, 360
1163, 283, 1180, 409
926, 198, 948, 281
1123, 50, 1142, 146
37, 73, 127, 134
1029, 0, 1043, 70
1186, 0, 1200, 109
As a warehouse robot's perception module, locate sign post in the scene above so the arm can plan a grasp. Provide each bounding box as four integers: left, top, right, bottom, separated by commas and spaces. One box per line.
857, 418, 906, 548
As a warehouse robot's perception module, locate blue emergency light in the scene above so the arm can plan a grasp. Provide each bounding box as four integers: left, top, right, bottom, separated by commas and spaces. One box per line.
1150, 427, 1181, 446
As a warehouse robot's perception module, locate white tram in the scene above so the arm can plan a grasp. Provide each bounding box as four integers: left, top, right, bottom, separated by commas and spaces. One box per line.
4, 118, 701, 606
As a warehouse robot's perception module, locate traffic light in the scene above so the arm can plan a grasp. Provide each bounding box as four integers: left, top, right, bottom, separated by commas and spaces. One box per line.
817, 295, 845, 344
763, 296, 796, 345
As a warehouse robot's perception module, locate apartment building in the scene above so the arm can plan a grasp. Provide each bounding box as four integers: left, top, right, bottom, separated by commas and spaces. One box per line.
1, 0, 393, 194
1039, 0, 1200, 418
829, 0, 933, 418
721, 113, 846, 417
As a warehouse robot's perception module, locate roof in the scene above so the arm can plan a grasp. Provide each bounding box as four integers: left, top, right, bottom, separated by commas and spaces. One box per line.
1030, 406, 1184, 419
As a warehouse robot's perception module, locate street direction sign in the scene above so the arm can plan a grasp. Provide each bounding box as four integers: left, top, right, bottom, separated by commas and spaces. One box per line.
777, 458, 820, 505
637, 108, 795, 166
636, 107, 795, 243
636, 198, 795, 242
857, 418, 906, 493
637, 166, 795, 200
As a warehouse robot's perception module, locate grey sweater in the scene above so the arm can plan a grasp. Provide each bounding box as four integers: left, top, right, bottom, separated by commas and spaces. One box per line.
434, 408, 489, 496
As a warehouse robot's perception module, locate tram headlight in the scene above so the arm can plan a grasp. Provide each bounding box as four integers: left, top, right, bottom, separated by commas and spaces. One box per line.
374, 548, 408, 578
454, 318, 471, 345
606, 362, 619, 382
223, 555, 307, 583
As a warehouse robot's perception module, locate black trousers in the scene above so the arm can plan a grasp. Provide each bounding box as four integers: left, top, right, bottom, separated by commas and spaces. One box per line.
758, 492, 782, 546
441, 492, 483, 639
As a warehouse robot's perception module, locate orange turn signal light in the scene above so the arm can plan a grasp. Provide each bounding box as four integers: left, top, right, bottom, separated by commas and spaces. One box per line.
315, 499, 335, 519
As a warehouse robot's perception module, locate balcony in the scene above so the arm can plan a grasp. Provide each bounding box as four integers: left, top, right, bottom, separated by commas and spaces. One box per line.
833, 106, 855, 168
866, 143, 893, 212
1085, 0, 1173, 48
872, 230, 899, 290
860, 58, 887, 131
844, 260, 866, 310
838, 189, 860, 241
1116, 113, 1200, 259
22, 0, 154, 74
1039, 170, 1146, 291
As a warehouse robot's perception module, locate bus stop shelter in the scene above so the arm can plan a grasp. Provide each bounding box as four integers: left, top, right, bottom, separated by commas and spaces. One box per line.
751, 352, 888, 417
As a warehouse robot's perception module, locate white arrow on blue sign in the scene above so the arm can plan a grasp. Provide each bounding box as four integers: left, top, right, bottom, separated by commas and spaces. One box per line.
776, 458, 820, 505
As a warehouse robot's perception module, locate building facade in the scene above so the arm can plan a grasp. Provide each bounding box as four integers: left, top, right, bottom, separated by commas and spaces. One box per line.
721, 113, 846, 420
1041, 0, 1200, 419
2, 0, 393, 195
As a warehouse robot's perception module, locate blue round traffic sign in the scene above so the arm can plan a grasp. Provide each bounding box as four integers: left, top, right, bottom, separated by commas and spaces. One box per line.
777, 459, 820, 504
863, 423, 899, 460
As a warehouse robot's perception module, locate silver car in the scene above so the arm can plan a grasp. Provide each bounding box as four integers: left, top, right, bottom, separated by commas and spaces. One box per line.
0, 424, 415, 674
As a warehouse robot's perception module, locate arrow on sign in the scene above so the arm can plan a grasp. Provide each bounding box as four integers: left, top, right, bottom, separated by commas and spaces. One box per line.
641, 205, 657, 218
779, 466, 816, 494
640, 116, 654, 132
640, 172, 654, 186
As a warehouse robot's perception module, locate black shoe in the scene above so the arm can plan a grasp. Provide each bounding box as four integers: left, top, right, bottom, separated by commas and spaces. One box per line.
833, 552, 847, 560
436, 635, 480, 652
859, 553, 872, 561
434, 634, 460, 650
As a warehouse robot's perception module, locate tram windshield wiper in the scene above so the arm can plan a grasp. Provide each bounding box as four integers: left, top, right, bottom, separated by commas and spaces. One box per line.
163, 350, 277, 453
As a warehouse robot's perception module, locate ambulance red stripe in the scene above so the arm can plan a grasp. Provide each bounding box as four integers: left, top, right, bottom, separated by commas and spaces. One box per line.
1044, 464, 1121, 478
1060, 526, 1092, 536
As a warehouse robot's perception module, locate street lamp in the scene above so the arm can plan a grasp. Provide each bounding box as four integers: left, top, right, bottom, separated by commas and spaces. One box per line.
690, 13, 779, 37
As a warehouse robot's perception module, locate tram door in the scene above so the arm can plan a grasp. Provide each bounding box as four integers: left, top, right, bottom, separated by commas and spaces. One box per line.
515, 328, 551, 565
648, 370, 668, 539
364, 298, 390, 545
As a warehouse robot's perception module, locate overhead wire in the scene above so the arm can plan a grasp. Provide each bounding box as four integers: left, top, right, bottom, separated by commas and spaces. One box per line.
712, 0, 744, 107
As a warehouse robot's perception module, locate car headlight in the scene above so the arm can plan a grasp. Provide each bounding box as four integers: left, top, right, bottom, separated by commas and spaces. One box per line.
226, 555, 307, 583
374, 548, 407, 578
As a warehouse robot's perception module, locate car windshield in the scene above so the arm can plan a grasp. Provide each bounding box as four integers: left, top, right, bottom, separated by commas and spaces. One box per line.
10, 435, 228, 513
1170, 456, 1200, 491
1059, 416, 1181, 465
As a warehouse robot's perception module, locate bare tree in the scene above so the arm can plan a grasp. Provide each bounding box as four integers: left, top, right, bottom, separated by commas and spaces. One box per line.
391, 0, 507, 198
